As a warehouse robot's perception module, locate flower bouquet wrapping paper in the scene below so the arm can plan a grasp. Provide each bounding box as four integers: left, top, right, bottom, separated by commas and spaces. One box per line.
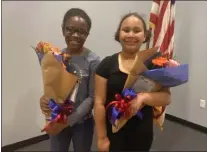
31, 41, 78, 135
106, 47, 189, 133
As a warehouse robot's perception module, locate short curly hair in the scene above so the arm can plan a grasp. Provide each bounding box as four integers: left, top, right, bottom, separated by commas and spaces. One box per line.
62, 8, 92, 32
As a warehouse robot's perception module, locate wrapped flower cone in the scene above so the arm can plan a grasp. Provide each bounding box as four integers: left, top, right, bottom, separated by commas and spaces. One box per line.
41, 51, 78, 103
112, 47, 162, 133
124, 46, 159, 89
32, 41, 78, 135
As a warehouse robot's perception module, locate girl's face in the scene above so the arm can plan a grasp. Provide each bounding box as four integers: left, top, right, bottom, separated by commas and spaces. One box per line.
119, 16, 146, 54
62, 16, 89, 52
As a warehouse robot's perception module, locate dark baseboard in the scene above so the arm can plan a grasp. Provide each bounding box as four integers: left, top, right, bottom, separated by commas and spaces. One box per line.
1, 134, 49, 152
2, 115, 207, 151
166, 114, 207, 134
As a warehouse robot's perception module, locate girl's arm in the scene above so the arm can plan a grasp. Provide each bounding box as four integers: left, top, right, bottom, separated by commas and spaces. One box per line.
94, 74, 108, 139
140, 87, 171, 106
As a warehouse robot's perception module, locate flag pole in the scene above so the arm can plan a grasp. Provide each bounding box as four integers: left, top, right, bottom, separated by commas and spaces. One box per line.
146, 28, 152, 50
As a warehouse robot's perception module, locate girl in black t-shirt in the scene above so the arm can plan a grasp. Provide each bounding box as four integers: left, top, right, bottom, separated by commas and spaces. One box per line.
94, 12, 171, 152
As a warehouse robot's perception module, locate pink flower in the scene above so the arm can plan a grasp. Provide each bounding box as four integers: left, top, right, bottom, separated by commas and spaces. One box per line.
166, 59, 180, 67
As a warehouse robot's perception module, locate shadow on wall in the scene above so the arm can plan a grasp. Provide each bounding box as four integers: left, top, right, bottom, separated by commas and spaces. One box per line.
3, 88, 43, 145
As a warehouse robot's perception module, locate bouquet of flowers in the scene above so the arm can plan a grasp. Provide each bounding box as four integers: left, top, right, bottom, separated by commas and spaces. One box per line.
106, 47, 189, 133
31, 41, 78, 135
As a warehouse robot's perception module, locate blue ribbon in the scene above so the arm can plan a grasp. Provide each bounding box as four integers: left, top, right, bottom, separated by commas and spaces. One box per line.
122, 88, 143, 119
122, 88, 137, 99
47, 99, 73, 121
48, 99, 61, 121
110, 106, 122, 126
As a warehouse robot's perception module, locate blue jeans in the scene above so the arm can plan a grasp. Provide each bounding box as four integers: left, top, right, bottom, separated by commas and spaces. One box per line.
50, 117, 94, 152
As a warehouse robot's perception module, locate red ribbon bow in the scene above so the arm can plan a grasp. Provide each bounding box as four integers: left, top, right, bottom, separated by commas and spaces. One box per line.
41, 105, 73, 133
106, 93, 132, 119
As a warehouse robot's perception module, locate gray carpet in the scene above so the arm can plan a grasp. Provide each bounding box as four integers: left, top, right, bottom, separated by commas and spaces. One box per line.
16, 120, 207, 151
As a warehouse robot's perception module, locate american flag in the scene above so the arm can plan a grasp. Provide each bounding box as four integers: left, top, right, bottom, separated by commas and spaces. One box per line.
149, 0, 176, 59
148, 0, 176, 130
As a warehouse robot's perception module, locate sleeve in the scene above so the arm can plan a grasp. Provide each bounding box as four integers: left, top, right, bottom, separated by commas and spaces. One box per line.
95, 56, 112, 79
67, 55, 101, 126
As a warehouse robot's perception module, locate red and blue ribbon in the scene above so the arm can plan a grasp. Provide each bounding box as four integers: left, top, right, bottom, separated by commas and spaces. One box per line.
106, 88, 143, 127
41, 99, 74, 132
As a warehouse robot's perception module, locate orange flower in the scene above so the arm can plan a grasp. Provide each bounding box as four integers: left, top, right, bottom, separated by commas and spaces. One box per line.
35, 41, 61, 54
35, 41, 67, 68
152, 57, 169, 67
62, 52, 71, 63
50, 47, 60, 54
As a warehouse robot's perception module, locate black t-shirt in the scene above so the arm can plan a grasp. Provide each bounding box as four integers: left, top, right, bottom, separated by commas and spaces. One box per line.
96, 53, 153, 148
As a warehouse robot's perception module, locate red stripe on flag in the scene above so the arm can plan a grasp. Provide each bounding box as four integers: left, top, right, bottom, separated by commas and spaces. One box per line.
160, 19, 174, 53
153, 0, 170, 46
149, 13, 158, 26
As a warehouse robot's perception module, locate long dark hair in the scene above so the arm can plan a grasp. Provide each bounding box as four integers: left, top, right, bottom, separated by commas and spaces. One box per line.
114, 12, 151, 43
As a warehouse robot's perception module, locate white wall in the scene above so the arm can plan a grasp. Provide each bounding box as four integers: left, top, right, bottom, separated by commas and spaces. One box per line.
167, 1, 207, 128
2, 1, 152, 146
